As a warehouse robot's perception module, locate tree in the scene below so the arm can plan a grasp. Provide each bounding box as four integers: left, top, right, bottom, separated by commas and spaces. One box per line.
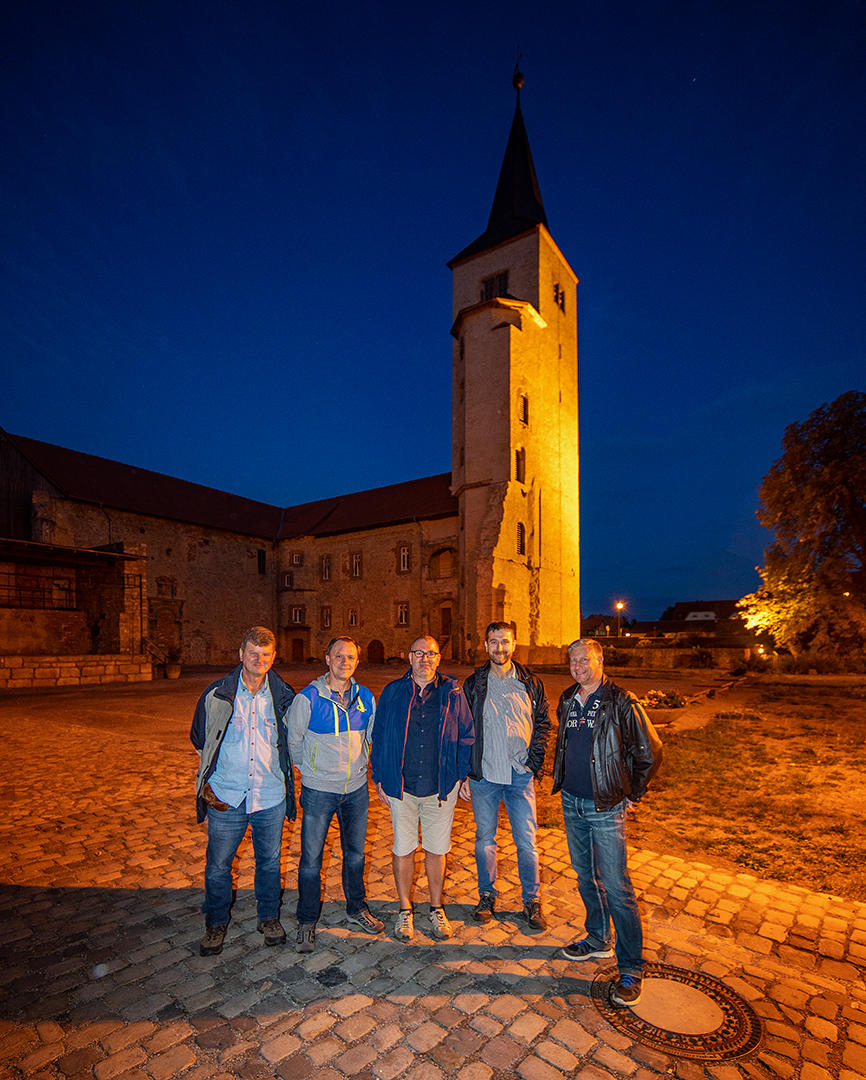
738, 391, 866, 654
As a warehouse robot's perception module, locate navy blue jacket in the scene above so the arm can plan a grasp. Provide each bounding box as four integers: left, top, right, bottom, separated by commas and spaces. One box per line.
370, 670, 475, 801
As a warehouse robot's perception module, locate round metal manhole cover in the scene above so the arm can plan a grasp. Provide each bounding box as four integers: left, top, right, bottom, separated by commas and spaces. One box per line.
590, 963, 763, 1061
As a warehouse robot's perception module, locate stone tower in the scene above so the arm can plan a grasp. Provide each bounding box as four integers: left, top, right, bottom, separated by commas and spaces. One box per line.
448, 73, 580, 664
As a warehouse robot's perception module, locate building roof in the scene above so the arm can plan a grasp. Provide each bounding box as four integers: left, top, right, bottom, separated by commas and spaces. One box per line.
6, 431, 457, 541
278, 473, 456, 540
9, 432, 285, 538
666, 600, 740, 621
448, 86, 548, 267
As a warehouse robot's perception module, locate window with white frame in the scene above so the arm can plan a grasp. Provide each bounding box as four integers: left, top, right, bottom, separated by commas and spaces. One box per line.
399, 545, 410, 573
321, 554, 330, 581
352, 552, 362, 578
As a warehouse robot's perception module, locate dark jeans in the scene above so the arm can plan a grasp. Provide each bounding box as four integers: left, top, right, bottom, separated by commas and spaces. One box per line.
561, 792, 645, 977
296, 783, 369, 925
203, 798, 285, 926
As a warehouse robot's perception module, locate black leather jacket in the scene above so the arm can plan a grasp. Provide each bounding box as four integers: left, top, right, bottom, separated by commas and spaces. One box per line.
551, 676, 662, 811
464, 660, 551, 780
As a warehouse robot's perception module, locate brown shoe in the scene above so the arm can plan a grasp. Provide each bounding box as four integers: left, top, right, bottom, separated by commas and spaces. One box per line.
257, 918, 287, 946
200, 924, 227, 957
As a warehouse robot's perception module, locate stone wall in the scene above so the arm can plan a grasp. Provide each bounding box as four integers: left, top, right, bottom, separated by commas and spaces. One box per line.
0, 607, 90, 656
628, 646, 751, 670
31, 492, 276, 667
0, 654, 153, 689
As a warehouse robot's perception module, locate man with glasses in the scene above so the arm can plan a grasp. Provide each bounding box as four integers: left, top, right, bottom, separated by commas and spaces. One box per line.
370, 635, 474, 942
288, 637, 383, 953
551, 638, 663, 1007
464, 622, 551, 931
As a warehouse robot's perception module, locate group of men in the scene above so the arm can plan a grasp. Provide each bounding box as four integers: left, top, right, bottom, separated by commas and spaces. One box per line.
191, 623, 662, 1007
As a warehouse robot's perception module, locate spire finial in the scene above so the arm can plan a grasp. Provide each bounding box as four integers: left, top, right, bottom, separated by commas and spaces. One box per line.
513, 52, 524, 91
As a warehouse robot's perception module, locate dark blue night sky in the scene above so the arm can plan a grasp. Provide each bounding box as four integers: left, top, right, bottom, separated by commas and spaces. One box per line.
2, 0, 864, 621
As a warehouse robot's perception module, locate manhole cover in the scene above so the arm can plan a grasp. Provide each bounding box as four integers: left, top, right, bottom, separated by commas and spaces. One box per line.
591, 963, 763, 1061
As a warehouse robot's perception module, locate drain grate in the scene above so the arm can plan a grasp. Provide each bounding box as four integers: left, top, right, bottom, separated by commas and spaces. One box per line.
591, 963, 763, 1061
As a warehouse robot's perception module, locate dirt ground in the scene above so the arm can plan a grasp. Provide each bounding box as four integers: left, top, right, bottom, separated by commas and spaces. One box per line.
536, 674, 866, 903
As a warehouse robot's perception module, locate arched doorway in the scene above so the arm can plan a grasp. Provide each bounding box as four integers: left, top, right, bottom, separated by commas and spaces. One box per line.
367, 639, 385, 664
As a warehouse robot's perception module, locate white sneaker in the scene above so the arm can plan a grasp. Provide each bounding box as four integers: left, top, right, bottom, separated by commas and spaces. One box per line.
428, 906, 452, 940
394, 909, 414, 941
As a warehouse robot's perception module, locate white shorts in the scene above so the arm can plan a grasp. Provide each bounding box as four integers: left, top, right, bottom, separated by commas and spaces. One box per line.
388, 783, 459, 857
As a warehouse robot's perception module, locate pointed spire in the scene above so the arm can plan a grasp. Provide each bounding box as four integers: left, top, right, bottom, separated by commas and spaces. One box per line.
448, 67, 548, 266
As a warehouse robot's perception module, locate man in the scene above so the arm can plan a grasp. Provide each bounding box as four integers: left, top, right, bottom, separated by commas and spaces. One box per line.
552, 638, 663, 1007
370, 636, 474, 942
463, 622, 551, 930
288, 636, 383, 953
191, 627, 296, 957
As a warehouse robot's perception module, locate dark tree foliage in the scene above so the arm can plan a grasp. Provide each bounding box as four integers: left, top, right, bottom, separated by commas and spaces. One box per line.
739, 391, 866, 653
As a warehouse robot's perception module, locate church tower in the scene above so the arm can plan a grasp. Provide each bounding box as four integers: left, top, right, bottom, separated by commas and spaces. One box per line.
448, 71, 580, 664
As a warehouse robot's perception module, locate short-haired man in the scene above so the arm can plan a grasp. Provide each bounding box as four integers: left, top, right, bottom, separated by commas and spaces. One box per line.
191, 627, 296, 957
464, 622, 551, 930
289, 637, 384, 953
552, 639, 663, 1007
370, 636, 474, 942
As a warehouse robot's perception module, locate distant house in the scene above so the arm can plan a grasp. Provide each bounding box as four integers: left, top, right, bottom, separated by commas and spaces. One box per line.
580, 614, 610, 637
630, 600, 745, 639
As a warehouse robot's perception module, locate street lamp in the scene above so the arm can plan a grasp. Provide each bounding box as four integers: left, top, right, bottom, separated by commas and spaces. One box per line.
615, 601, 624, 638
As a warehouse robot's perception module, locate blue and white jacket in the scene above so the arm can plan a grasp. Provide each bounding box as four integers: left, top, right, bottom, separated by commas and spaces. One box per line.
288, 674, 376, 794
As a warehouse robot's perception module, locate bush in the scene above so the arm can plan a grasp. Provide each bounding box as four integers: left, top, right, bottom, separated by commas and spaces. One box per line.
639, 689, 686, 709
604, 648, 632, 666
771, 651, 866, 675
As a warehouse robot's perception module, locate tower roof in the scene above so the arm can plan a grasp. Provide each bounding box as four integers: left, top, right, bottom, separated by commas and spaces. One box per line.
448, 79, 548, 267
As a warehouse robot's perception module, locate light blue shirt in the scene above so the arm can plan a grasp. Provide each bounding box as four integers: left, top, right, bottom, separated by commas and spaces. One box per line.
481, 671, 533, 784
209, 677, 285, 813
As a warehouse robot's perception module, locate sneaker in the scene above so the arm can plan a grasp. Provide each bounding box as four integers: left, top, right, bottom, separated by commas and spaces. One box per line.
473, 892, 496, 924
394, 909, 414, 941
611, 974, 643, 1006
428, 906, 452, 940
347, 906, 385, 934
295, 923, 316, 953
256, 918, 286, 946
200, 924, 227, 957
523, 899, 547, 931
561, 938, 614, 961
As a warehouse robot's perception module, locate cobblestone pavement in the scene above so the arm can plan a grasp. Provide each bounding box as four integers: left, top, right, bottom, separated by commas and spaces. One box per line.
1, 674, 865, 1080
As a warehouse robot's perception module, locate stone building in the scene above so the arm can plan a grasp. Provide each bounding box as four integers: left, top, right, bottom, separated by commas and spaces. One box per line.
1, 79, 580, 672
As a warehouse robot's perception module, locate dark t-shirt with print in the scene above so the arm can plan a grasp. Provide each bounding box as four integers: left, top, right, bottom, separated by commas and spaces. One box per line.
562, 688, 602, 799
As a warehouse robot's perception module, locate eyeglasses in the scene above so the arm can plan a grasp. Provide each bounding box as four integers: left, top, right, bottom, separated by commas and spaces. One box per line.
411, 650, 439, 660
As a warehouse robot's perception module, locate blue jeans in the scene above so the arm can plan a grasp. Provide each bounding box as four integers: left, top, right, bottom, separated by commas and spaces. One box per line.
561, 793, 645, 977
203, 798, 285, 926
470, 769, 540, 902
296, 784, 368, 925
